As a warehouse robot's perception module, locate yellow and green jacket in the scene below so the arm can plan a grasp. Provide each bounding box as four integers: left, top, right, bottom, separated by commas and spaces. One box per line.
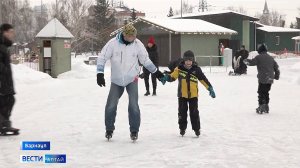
168, 62, 212, 98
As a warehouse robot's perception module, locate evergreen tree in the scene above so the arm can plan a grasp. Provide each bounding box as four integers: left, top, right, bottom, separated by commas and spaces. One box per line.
89, 0, 115, 50
167, 7, 174, 17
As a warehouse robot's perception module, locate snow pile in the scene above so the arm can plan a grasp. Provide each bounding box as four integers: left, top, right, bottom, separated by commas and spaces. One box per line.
276, 58, 300, 85
11, 64, 52, 84
58, 58, 97, 79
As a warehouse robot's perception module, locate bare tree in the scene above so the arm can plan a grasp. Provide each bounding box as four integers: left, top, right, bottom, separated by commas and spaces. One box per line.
34, 4, 48, 35
0, 0, 20, 26
50, 0, 69, 28
67, 0, 92, 52
256, 10, 286, 27
175, 2, 194, 15
48, 0, 92, 52
226, 6, 247, 14
16, 0, 35, 43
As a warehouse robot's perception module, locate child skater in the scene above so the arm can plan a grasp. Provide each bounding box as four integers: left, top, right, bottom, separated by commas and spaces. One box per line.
161, 50, 216, 137
244, 44, 280, 114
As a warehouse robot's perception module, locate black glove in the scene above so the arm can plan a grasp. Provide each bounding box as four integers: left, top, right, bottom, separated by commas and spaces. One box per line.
97, 73, 105, 87
154, 70, 164, 79
274, 73, 280, 80
139, 73, 145, 79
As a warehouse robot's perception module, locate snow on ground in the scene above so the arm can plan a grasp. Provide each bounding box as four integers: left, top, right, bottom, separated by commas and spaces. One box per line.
11, 64, 52, 84
1, 57, 300, 168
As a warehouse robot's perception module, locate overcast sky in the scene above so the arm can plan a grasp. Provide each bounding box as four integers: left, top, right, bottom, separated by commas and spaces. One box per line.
29, 0, 300, 25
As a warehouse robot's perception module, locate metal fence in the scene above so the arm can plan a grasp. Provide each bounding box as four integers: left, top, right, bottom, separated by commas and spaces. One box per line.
12, 55, 39, 71
195, 55, 230, 73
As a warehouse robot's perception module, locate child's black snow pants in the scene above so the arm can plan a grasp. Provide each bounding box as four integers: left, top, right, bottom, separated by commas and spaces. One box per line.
178, 97, 200, 131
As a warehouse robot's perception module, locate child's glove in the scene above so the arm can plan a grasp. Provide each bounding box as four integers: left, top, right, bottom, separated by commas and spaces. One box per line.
160, 74, 170, 85
208, 86, 216, 98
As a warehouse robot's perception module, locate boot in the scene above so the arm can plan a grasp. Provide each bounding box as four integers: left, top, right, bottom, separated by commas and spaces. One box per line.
105, 130, 113, 140
0, 120, 19, 136
180, 129, 185, 136
256, 104, 268, 114
263, 104, 269, 113
152, 90, 156, 96
194, 130, 201, 137
130, 132, 138, 141
144, 91, 150, 96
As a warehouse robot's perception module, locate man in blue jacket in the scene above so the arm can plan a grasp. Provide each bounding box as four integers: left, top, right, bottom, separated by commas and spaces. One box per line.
97, 24, 164, 141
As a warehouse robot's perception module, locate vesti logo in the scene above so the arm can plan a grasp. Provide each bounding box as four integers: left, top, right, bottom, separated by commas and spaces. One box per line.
20, 155, 44, 163
20, 141, 66, 164
20, 154, 67, 164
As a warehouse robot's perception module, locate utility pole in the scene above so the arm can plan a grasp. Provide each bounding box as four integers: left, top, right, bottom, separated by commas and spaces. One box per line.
181, 0, 183, 18
131, 8, 137, 21
0, 1, 3, 24
40, 0, 43, 18
56, 0, 58, 12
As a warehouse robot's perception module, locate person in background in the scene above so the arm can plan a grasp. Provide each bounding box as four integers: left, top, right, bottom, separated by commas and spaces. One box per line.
233, 45, 249, 75
143, 36, 159, 96
0, 23, 19, 135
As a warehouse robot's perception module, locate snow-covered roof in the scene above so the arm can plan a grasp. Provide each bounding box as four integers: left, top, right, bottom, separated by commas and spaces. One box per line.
257, 26, 300, 33
36, 18, 74, 38
292, 36, 300, 40
171, 10, 259, 21
111, 17, 237, 36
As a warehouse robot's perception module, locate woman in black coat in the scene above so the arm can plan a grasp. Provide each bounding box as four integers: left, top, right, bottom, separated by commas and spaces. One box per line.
143, 36, 159, 96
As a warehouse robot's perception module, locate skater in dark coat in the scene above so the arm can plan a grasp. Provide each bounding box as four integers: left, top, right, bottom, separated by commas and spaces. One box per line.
233, 45, 249, 75
143, 36, 159, 96
244, 44, 280, 114
0, 24, 19, 135
160, 50, 216, 137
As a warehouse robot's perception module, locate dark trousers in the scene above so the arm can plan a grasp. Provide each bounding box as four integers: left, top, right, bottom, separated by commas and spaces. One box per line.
0, 95, 15, 123
143, 68, 157, 93
178, 97, 200, 131
258, 83, 272, 105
